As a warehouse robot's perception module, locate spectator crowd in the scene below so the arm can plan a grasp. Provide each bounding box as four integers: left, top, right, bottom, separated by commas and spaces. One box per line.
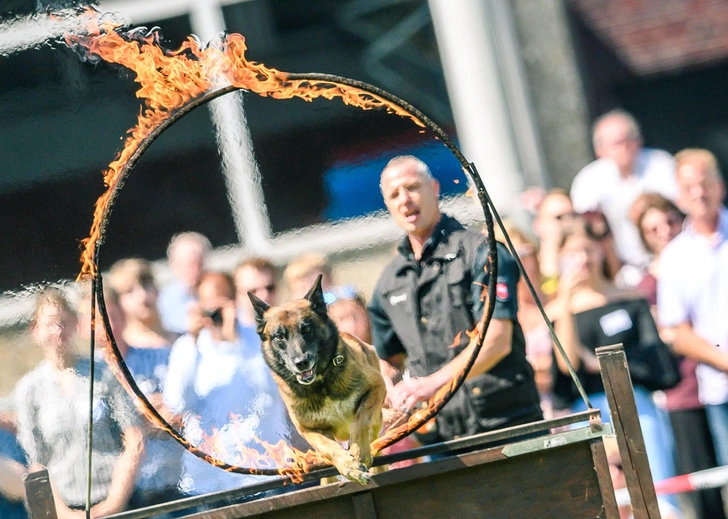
0, 109, 726, 519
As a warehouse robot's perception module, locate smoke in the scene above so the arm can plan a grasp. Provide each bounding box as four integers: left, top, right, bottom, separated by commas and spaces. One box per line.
0, 7, 127, 56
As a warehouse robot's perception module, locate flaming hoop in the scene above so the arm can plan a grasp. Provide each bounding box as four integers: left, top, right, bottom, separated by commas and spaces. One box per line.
70, 10, 499, 479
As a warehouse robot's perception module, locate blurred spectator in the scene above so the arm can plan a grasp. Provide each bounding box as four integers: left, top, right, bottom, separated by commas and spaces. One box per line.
571, 109, 677, 277
550, 219, 675, 484
164, 272, 290, 496
0, 400, 26, 519
158, 233, 211, 334
15, 288, 144, 517
533, 189, 621, 294
325, 285, 371, 342
369, 155, 542, 443
632, 194, 684, 308
494, 220, 562, 419
283, 253, 333, 300
108, 258, 177, 348
533, 188, 578, 295
634, 193, 725, 519
77, 285, 185, 509
658, 149, 728, 470
233, 257, 278, 347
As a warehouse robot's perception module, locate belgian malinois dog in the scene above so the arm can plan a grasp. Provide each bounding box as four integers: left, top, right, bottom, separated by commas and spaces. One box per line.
248, 275, 386, 484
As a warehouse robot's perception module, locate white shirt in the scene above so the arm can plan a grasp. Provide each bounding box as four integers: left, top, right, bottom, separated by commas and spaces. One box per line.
164, 328, 289, 494
658, 208, 728, 406
571, 148, 677, 268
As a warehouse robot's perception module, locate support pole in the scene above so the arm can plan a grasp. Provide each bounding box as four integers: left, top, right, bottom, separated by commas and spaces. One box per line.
428, 0, 536, 215
596, 344, 660, 519
190, 0, 272, 252
23, 469, 58, 519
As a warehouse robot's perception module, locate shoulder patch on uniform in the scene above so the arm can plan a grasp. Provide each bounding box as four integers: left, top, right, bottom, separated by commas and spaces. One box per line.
389, 293, 408, 306
496, 277, 510, 301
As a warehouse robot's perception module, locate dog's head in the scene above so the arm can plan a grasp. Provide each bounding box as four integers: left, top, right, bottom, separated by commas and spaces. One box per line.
248, 275, 338, 388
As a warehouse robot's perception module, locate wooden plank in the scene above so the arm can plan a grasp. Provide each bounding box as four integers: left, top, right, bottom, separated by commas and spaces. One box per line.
590, 438, 619, 519
23, 469, 58, 519
596, 344, 660, 519
352, 492, 377, 519
185, 440, 605, 519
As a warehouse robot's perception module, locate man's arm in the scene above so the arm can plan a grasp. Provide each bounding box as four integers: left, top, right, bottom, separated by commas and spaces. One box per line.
368, 286, 406, 389
89, 425, 144, 518
667, 323, 728, 372
163, 335, 197, 414
389, 241, 517, 411
657, 244, 728, 371
0, 457, 25, 502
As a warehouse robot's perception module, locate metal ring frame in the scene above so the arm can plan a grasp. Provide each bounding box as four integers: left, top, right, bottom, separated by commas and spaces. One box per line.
89, 73, 499, 476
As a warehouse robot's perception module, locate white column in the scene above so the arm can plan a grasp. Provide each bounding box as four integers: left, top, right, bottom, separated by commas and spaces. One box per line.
427, 0, 526, 215
190, 0, 271, 252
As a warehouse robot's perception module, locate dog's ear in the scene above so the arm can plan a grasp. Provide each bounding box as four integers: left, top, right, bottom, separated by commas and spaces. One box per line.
304, 274, 326, 316
247, 292, 270, 335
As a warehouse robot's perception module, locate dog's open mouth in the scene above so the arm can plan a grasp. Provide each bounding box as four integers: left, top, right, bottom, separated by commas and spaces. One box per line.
296, 365, 316, 385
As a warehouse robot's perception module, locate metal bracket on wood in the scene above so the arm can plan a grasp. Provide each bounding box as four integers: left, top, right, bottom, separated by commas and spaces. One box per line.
589, 412, 603, 433
23, 469, 58, 519
352, 491, 378, 519
596, 344, 661, 519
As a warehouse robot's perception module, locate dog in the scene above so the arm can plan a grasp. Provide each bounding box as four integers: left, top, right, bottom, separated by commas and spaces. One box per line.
248, 275, 386, 484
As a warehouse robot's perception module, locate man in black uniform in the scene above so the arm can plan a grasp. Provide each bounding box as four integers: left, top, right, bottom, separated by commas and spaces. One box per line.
369, 155, 542, 442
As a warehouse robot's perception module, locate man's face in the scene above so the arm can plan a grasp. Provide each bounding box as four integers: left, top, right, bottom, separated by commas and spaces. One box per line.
677, 160, 725, 221
380, 161, 440, 237
78, 299, 126, 348
594, 116, 641, 171
198, 278, 235, 313
235, 266, 277, 310
171, 242, 205, 289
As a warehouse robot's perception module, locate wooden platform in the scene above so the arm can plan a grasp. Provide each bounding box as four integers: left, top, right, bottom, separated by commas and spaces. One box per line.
183, 422, 615, 519
25, 344, 660, 519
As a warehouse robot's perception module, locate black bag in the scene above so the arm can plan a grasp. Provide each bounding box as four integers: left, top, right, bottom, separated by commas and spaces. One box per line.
625, 340, 681, 392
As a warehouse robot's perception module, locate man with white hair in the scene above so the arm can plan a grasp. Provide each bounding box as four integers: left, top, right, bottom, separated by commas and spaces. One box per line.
570, 109, 677, 277
659, 149, 728, 468
369, 155, 542, 444
158, 232, 212, 334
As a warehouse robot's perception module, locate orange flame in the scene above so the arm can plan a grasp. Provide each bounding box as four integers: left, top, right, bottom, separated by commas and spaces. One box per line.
70, 9, 490, 478
68, 9, 424, 280
196, 416, 330, 483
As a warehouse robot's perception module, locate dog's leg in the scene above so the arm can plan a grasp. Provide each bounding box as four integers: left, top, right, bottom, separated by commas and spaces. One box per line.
301, 428, 371, 484
348, 382, 386, 469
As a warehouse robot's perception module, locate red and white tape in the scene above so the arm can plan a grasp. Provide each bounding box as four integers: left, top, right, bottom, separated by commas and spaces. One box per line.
615, 465, 728, 506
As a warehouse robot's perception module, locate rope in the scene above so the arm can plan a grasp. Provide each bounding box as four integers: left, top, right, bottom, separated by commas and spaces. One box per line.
469, 164, 592, 409
85, 276, 97, 518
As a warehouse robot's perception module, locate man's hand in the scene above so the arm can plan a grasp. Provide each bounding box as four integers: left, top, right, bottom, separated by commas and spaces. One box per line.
53, 494, 85, 519
186, 303, 205, 340
388, 375, 441, 413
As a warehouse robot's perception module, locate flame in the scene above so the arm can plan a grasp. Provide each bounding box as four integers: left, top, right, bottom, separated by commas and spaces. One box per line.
68, 9, 424, 279
196, 415, 330, 483
68, 8, 492, 478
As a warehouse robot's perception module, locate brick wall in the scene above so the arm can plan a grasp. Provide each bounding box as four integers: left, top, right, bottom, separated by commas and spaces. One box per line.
570, 0, 728, 74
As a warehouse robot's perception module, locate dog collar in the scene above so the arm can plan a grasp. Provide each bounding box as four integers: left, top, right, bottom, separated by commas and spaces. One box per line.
333, 354, 345, 367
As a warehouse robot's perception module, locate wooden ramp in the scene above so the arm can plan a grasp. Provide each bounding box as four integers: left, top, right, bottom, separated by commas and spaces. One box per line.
25, 344, 660, 519
183, 418, 615, 519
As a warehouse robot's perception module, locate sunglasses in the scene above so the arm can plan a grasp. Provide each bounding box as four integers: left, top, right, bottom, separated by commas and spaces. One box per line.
643, 216, 683, 236
324, 285, 364, 306
249, 283, 276, 295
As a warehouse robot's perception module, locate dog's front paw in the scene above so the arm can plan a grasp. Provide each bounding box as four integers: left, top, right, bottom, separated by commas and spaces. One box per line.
334, 455, 371, 485
349, 443, 373, 468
